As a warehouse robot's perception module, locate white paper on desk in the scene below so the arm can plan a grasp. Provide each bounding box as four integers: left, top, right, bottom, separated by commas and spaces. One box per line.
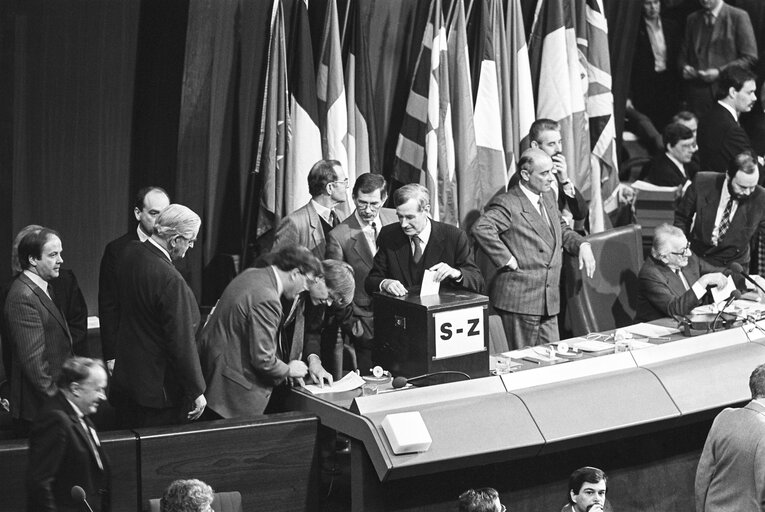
512, 347, 563, 362
570, 338, 615, 352
419, 269, 440, 297
628, 322, 680, 337
711, 276, 737, 304
304, 371, 365, 395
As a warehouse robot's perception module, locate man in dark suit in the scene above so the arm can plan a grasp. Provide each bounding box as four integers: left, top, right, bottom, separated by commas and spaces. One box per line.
365, 184, 484, 297
561, 467, 608, 512
326, 173, 397, 371
98, 186, 169, 373
696, 363, 765, 511
472, 149, 595, 348
637, 224, 728, 321
675, 152, 765, 269
27, 357, 109, 512
110, 204, 206, 429
3, 228, 73, 435
272, 159, 348, 259
678, 0, 757, 115
697, 66, 757, 173
640, 122, 699, 187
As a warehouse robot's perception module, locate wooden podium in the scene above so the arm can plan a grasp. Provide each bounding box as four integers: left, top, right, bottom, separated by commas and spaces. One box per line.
372, 290, 490, 380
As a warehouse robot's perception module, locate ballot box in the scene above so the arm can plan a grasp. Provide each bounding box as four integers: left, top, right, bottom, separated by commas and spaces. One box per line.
373, 290, 490, 381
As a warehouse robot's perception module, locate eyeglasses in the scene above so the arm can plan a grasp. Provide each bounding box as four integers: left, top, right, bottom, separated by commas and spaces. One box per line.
177, 236, 196, 247
668, 243, 690, 257
333, 178, 349, 186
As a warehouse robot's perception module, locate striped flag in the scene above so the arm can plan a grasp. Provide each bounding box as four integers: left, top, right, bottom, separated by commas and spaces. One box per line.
446, 0, 478, 228
285, 0, 322, 214
253, 0, 291, 239
392, 0, 456, 225
506, 0, 535, 157
473, 0, 514, 205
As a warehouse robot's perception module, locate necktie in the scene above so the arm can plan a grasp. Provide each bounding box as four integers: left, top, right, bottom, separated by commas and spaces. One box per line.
717, 197, 735, 243
675, 269, 690, 291
329, 210, 339, 227
705, 12, 714, 27
411, 235, 423, 264
539, 198, 554, 236
83, 418, 104, 470
371, 221, 378, 242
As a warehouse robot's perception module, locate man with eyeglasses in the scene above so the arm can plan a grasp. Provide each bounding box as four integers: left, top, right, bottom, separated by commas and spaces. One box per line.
110, 204, 207, 429
640, 123, 698, 188
675, 151, 765, 271
637, 224, 729, 321
457, 487, 507, 512
273, 159, 349, 259
326, 173, 398, 373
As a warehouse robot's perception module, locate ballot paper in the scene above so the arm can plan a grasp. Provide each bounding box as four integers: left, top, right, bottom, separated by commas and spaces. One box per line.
304, 371, 366, 395
420, 269, 440, 297
711, 275, 737, 305
628, 323, 680, 338
570, 338, 615, 352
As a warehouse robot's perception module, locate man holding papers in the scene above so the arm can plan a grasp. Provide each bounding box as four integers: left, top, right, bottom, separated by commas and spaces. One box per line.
365, 184, 483, 297
637, 224, 729, 321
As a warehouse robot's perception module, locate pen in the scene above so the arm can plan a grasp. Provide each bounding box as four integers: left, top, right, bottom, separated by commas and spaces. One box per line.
522, 357, 542, 364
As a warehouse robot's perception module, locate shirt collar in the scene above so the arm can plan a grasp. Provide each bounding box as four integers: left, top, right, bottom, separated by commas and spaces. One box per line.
718, 100, 738, 121
708, 1, 723, 18
311, 199, 334, 224
23, 269, 49, 294
65, 395, 86, 420
136, 224, 151, 242
148, 236, 172, 261
414, 218, 432, 245
519, 182, 543, 206
665, 152, 687, 175
270, 266, 283, 297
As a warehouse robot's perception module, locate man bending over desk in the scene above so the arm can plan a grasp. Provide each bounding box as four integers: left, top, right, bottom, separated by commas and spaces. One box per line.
636, 224, 728, 321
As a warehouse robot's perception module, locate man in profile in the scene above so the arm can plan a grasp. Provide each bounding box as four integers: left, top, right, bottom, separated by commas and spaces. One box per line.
98, 186, 170, 372
696, 363, 765, 511
562, 466, 608, 512
27, 357, 110, 512
110, 204, 206, 428
273, 159, 348, 259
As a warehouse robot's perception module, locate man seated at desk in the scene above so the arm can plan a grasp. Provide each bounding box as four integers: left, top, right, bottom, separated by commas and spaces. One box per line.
637, 224, 728, 321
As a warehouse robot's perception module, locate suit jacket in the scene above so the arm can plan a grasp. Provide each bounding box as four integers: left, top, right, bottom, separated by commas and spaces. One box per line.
675, 172, 765, 267
698, 103, 753, 174
695, 400, 765, 512
3, 273, 73, 421
27, 392, 110, 512
472, 185, 585, 316
508, 172, 588, 221
273, 201, 346, 259
364, 220, 484, 295
640, 152, 695, 187
197, 267, 290, 418
98, 230, 139, 361
326, 208, 397, 339
636, 255, 705, 321
111, 241, 205, 410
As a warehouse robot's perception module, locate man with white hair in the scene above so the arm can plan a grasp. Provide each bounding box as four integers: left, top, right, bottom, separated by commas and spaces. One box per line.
110, 204, 207, 428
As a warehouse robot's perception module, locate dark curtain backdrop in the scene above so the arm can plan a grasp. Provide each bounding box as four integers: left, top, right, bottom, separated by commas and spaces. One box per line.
0, 0, 644, 312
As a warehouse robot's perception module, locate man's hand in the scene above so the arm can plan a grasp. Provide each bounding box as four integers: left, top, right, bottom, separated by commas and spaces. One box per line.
307, 355, 333, 388
287, 360, 309, 388
552, 153, 568, 180
504, 255, 519, 271
382, 279, 408, 296
698, 68, 719, 83
428, 262, 461, 282
682, 65, 698, 80
188, 394, 206, 420
698, 272, 729, 289
579, 244, 596, 278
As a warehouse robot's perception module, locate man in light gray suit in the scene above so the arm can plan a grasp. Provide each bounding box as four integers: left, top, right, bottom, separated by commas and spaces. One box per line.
326, 173, 397, 372
3, 228, 73, 435
272, 159, 349, 259
695, 363, 765, 511
472, 149, 596, 349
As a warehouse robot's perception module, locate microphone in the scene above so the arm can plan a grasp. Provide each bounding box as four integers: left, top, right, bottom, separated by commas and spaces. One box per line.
391, 371, 471, 389
711, 290, 742, 332
71, 486, 94, 512
729, 262, 765, 296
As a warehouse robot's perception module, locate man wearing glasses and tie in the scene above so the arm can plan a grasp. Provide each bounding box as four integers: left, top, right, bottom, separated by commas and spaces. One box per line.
637, 224, 729, 321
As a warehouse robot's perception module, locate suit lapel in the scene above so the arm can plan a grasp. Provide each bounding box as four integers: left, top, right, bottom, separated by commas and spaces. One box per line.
423, 222, 446, 268
514, 188, 555, 248
19, 274, 71, 340
307, 203, 324, 251
62, 396, 104, 471
392, 229, 415, 285
347, 215, 375, 266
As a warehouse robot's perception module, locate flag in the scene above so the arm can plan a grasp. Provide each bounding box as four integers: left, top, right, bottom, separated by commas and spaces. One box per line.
252, 0, 291, 239
473, 0, 513, 207
285, 0, 322, 214
446, 0, 478, 228
392, 0, 456, 224
317, 0, 352, 214
344, 0, 380, 178
506, 0, 535, 157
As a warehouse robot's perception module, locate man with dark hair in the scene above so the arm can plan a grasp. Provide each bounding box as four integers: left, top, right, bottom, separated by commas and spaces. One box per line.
696, 363, 765, 511
457, 487, 505, 512
563, 466, 608, 512
640, 122, 698, 186
472, 149, 595, 348
675, 151, 765, 268
27, 356, 110, 512
110, 204, 206, 428
98, 186, 170, 372
273, 159, 348, 259
697, 65, 757, 173
326, 173, 397, 371
679, 0, 757, 115
3, 228, 74, 435
365, 183, 484, 297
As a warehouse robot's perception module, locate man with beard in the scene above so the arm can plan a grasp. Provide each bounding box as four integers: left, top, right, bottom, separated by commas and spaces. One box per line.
675, 151, 765, 269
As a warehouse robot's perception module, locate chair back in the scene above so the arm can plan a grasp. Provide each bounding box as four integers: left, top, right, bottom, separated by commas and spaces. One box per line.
149, 491, 243, 512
